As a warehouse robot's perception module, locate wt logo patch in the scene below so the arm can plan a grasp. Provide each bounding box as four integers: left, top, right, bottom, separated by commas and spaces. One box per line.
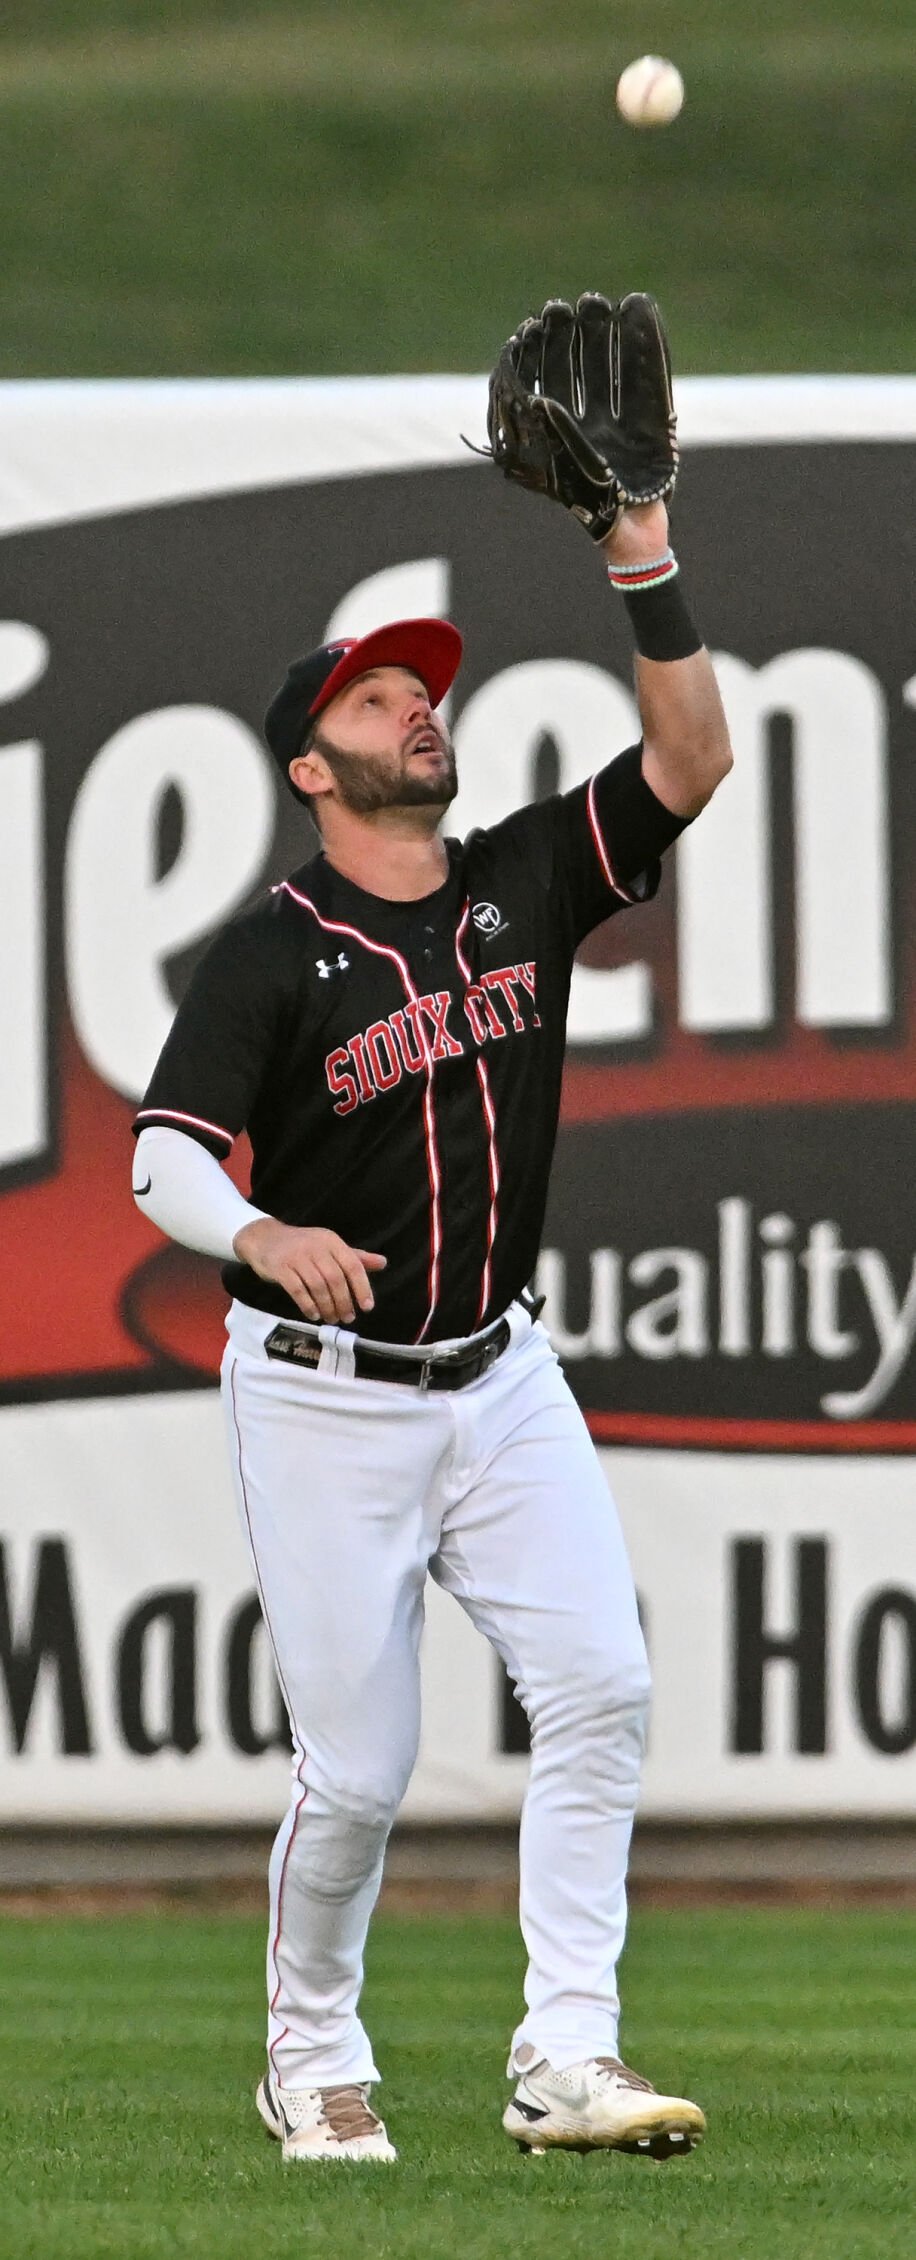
472, 901, 508, 939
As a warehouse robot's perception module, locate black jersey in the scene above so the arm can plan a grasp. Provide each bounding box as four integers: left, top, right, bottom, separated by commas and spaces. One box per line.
133, 742, 688, 1343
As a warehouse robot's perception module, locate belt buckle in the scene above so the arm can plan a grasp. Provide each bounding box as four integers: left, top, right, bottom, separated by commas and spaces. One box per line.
417, 1355, 433, 1393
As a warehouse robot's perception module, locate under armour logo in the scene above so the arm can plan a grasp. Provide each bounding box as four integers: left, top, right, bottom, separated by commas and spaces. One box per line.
472, 900, 508, 939
316, 953, 349, 978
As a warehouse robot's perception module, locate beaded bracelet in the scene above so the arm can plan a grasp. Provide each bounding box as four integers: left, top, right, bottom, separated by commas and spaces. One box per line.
606, 547, 679, 592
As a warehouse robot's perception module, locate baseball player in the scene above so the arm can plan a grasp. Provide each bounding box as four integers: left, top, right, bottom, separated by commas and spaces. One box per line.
132, 295, 732, 2163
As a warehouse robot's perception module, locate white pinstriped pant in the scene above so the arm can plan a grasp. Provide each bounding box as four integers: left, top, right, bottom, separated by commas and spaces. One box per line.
221, 1297, 650, 2088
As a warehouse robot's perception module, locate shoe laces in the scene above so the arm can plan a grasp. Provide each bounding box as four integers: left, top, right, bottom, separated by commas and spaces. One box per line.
592, 2056, 656, 2094
317, 2084, 384, 2142
275, 2079, 382, 2142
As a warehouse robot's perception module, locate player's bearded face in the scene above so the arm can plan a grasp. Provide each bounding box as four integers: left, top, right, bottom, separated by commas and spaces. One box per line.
309, 673, 458, 816
311, 722, 458, 814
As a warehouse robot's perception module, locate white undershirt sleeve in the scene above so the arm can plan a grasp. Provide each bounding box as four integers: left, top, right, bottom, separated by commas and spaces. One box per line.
132, 1125, 269, 1260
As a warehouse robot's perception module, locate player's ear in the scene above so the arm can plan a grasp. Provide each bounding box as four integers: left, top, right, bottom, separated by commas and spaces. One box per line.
288, 745, 333, 805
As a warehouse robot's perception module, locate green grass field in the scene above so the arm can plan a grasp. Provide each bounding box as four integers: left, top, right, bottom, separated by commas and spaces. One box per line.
1, 1906, 913, 2259
0, 0, 914, 375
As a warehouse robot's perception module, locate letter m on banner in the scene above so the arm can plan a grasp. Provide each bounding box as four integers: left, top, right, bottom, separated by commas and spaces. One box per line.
0, 1539, 92, 1753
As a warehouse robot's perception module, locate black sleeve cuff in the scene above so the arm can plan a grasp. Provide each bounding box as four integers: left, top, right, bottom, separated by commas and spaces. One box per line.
591, 742, 693, 883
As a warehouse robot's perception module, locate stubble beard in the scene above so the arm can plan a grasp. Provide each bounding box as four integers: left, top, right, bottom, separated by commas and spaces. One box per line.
310, 723, 458, 817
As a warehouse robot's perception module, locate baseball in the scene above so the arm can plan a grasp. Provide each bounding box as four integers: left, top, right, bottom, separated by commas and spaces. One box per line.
616, 55, 684, 128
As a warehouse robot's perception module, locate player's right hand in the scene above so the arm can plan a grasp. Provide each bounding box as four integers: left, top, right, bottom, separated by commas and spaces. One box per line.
231, 1218, 387, 1325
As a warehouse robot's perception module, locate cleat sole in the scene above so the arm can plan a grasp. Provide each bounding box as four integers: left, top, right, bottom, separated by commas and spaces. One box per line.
506, 2109, 705, 2162
616, 2125, 702, 2162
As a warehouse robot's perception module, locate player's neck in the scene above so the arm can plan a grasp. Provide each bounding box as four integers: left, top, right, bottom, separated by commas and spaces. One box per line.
319, 810, 449, 902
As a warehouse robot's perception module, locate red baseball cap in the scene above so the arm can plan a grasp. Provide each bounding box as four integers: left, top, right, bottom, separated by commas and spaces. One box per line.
264, 617, 463, 775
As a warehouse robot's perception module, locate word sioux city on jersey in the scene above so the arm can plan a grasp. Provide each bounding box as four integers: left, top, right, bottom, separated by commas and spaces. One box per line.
324, 961, 541, 1115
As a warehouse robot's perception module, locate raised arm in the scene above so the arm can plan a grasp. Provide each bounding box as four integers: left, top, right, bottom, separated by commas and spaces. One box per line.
601, 499, 732, 817
485, 290, 733, 817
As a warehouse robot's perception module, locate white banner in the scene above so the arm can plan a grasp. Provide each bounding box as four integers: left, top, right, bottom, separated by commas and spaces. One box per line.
2, 1391, 913, 1822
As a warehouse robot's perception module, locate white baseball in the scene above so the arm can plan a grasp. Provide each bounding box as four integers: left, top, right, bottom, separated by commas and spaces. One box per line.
616, 55, 684, 128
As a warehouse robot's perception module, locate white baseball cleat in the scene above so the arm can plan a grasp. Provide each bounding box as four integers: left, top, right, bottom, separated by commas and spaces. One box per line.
503, 2047, 706, 2159
256, 2070, 397, 2161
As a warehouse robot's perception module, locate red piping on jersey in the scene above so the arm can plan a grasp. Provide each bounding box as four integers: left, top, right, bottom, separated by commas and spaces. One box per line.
229, 1353, 306, 2078
586, 774, 639, 906
455, 905, 500, 1327
277, 882, 443, 1343
134, 1104, 233, 1148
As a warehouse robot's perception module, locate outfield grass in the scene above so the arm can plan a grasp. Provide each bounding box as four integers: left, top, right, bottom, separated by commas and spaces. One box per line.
0, 1906, 912, 2259
0, 0, 913, 375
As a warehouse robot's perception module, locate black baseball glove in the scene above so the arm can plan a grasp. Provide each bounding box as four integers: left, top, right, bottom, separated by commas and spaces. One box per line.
485, 291, 678, 542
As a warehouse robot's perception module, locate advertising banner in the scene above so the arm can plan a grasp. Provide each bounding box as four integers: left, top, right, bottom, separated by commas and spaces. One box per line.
1, 375, 914, 1819
3, 1390, 913, 1822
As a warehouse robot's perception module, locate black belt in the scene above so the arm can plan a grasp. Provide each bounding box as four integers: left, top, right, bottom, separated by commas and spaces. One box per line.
354, 1318, 511, 1391
263, 1295, 543, 1393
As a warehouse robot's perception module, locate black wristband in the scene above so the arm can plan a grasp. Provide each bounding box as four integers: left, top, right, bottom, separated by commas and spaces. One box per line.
623, 575, 702, 661
607, 552, 703, 661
